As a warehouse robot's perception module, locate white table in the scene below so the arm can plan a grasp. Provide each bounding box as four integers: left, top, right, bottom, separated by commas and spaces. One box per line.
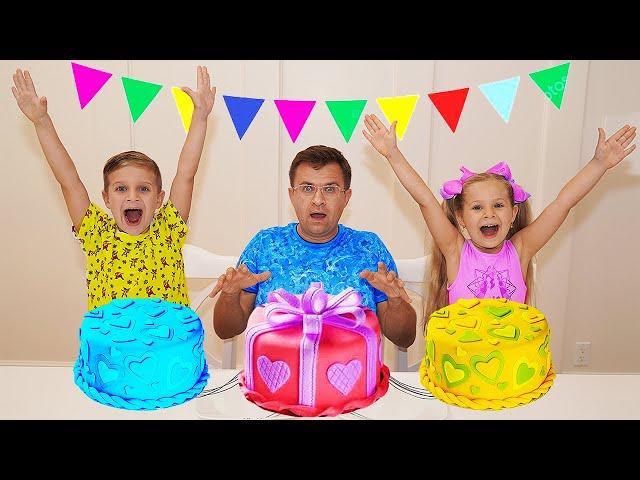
2, 366, 639, 419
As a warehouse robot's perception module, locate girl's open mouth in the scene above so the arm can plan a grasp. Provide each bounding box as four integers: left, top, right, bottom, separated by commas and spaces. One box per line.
480, 224, 499, 237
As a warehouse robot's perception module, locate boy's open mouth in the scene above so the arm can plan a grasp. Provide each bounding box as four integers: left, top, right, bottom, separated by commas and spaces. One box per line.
124, 208, 143, 226
480, 224, 499, 237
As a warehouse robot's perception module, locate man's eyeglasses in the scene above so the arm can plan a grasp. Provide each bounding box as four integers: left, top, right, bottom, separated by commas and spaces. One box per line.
291, 184, 347, 198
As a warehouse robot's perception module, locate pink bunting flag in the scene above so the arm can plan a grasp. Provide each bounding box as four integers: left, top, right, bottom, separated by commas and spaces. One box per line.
274, 100, 316, 142
71, 62, 113, 109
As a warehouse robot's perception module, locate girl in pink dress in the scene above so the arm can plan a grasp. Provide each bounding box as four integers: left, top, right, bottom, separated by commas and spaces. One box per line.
362, 114, 636, 320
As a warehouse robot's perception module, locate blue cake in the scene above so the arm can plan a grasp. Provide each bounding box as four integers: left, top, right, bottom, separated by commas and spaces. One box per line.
73, 298, 209, 410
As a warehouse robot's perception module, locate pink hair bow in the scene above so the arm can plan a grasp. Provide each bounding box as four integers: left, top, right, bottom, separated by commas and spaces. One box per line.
439, 162, 531, 203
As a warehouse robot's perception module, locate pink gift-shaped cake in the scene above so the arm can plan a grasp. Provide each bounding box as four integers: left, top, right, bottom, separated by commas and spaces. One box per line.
239, 282, 390, 417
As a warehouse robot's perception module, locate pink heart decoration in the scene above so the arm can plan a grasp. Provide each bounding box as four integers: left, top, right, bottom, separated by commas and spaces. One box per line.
327, 359, 362, 395
257, 356, 290, 393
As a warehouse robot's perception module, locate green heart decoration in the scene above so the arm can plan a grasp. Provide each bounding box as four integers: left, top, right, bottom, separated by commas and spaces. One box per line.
470, 350, 505, 385
486, 306, 513, 318
427, 339, 435, 363
442, 354, 470, 388
488, 324, 520, 341
431, 308, 449, 318
458, 330, 482, 342
515, 361, 536, 386
458, 330, 482, 343
538, 334, 550, 357
454, 316, 478, 328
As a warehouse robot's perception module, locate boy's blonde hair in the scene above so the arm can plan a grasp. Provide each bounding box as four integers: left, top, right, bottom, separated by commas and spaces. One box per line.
103, 151, 162, 192
424, 173, 533, 328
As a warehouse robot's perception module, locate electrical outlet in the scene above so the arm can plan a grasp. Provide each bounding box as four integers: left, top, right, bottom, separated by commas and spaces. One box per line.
574, 342, 591, 366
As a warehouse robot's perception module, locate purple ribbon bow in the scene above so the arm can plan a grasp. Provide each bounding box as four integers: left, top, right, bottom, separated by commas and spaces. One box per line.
440, 161, 531, 203
245, 282, 378, 406
264, 282, 366, 330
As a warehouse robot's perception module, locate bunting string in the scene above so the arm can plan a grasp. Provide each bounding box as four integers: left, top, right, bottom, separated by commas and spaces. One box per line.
70, 62, 570, 141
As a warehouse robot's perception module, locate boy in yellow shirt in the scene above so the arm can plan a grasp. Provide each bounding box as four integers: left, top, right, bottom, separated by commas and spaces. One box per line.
12, 66, 216, 310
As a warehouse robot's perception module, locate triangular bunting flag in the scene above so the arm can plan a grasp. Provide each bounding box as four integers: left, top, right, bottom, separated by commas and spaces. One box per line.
325, 99, 367, 142
428, 88, 470, 132
171, 87, 194, 133
121, 77, 163, 123
274, 100, 316, 142
478, 76, 520, 123
223, 95, 265, 140
529, 62, 570, 109
71, 62, 112, 109
375, 95, 419, 140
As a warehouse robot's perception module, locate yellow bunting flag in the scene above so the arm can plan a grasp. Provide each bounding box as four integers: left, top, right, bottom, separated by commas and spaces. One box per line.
375, 95, 420, 140
172, 87, 194, 133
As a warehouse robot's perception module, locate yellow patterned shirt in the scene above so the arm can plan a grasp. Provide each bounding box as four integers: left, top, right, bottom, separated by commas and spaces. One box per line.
73, 200, 190, 310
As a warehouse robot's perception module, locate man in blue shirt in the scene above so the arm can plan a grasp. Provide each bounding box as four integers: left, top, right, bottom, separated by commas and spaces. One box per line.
210, 145, 416, 348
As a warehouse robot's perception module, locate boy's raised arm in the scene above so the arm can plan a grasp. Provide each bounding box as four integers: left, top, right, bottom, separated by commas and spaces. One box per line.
12, 69, 90, 229
169, 65, 216, 223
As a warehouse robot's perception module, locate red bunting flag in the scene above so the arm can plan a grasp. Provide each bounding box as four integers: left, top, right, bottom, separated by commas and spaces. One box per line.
428, 88, 470, 132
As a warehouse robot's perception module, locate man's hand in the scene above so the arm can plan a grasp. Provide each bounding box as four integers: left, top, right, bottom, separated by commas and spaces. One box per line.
360, 262, 411, 304
208, 264, 271, 298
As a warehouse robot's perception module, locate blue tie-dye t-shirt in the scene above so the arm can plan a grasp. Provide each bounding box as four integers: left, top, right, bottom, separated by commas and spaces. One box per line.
237, 223, 397, 312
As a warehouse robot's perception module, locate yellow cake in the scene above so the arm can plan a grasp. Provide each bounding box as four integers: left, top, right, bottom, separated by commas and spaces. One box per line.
419, 298, 555, 410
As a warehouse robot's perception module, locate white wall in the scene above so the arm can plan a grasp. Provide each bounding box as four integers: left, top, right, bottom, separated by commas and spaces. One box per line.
2, 60, 638, 373
563, 60, 640, 373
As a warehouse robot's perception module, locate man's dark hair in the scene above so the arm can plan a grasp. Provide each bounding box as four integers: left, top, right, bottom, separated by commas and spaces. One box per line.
289, 145, 352, 189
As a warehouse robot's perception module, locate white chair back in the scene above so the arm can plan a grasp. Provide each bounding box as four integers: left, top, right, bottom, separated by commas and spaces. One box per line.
390, 255, 430, 371
183, 243, 239, 368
